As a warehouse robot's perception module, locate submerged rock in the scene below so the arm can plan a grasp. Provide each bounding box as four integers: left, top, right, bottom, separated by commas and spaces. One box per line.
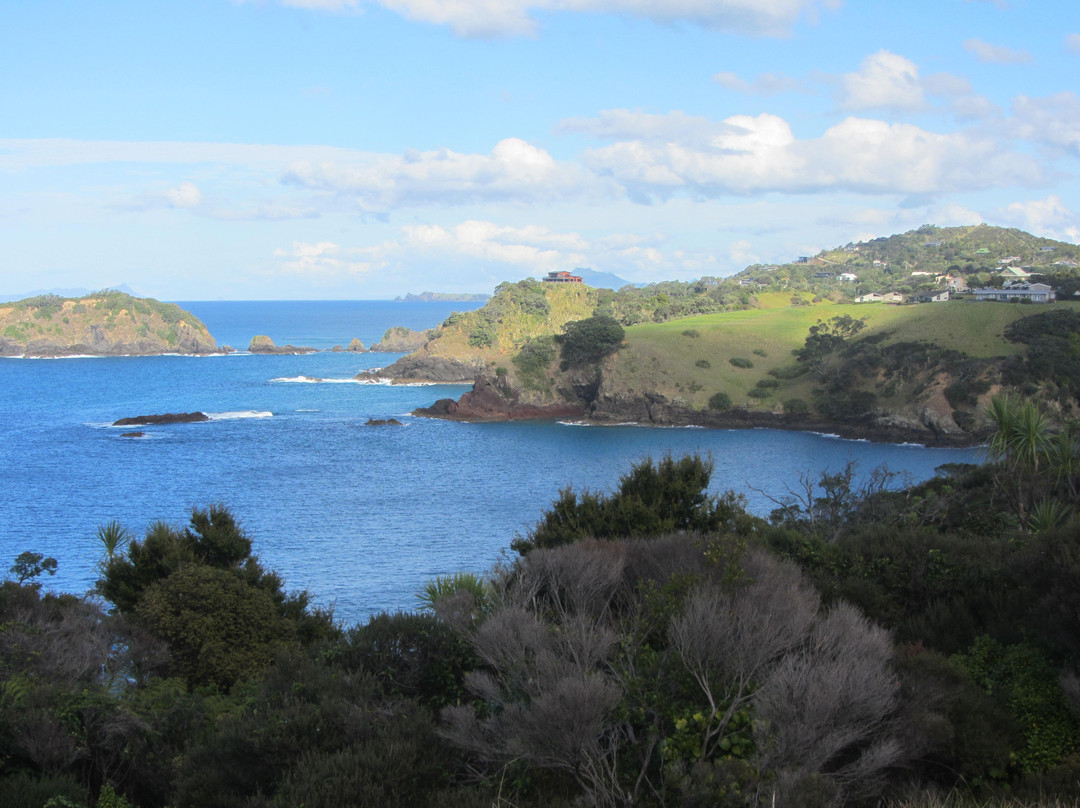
365, 418, 404, 426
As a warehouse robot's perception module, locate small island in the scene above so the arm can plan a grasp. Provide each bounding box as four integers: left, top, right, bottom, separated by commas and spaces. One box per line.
0, 292, 218, 357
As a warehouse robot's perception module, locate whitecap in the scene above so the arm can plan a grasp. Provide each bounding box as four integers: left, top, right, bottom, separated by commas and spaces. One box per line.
207, 411, 273, 420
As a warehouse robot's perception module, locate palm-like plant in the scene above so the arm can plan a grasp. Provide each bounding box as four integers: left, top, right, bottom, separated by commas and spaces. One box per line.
95, 519, 132, 566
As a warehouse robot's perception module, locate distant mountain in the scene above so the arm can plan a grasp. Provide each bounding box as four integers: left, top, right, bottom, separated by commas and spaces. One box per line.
0, 284, 140, 303
572, 268, 635, 290
394, 291, 490, 302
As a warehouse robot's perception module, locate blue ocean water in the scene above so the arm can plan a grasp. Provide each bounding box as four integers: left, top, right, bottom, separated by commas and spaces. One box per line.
0, 301, 984, 624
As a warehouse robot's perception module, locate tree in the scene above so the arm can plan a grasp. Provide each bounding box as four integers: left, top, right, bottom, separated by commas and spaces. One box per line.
558, 315, 624, 367
512, 454, 755, 554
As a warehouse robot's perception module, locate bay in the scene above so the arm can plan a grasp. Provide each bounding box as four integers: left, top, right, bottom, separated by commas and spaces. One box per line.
0, 300, 984, 624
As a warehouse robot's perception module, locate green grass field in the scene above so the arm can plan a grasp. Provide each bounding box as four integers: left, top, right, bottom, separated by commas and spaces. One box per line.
615, 298, 1080, 411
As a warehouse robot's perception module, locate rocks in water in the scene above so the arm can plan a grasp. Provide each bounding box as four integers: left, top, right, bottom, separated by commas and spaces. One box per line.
120, 431, 146, 438
113, 412, 211, 426
365, 418, 404, 426
346, 338, 366, 352
248, 335, 316, 355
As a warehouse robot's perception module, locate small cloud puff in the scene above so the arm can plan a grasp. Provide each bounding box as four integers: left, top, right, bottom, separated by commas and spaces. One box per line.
964, 38, 1032, 65
837, 51, 924, 112
1067, 33, 1080, 54
165, 182, 203, 209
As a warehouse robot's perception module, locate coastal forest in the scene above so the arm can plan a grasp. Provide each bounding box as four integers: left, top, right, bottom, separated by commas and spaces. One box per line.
5, 401, 1080, 808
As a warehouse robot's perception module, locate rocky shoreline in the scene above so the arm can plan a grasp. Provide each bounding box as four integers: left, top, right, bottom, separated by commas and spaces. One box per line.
410, 372, 985, 448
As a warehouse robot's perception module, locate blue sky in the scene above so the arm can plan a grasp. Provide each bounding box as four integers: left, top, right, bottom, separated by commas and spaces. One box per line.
2, 0, 1079, 300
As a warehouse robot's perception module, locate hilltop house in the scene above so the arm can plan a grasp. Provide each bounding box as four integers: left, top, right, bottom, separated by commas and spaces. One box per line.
998, 266, 1031, 280
543, 271, 583, 284
839, 272, 858, 282
973, 283, 1056, 303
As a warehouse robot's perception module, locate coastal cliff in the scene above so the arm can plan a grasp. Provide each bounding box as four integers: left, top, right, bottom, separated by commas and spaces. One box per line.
0, 292, 217, 357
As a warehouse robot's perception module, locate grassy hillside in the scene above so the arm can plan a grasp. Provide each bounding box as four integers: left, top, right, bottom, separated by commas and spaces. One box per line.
610, 296, 1080, 412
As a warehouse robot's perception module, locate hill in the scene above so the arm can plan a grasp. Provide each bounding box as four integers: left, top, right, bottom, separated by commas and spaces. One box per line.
733, 224, 1080, 298
0, 291, 218, 357
364, 227, 1080, 443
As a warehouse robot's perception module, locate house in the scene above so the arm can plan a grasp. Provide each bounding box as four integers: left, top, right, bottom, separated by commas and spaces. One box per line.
1054, 259, 1079, 268
910, 271, 933, 277
1040, 247, 1056, 253
973, 283, 1056, 303
924, 240, 943, 247
812, 272, 833, 278
839, 273, 858, 282
997, 266, 1031, 280
543, 270, 583, 283
943, 275, 968, 292
913, 290, 950, 303
998, 256, 1022, 265
855, 292, 903, 303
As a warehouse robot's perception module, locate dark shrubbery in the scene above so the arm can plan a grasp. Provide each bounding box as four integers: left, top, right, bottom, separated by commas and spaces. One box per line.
708, 391, 732, 410
729, 357, 753, 369
558, 315, 624, 367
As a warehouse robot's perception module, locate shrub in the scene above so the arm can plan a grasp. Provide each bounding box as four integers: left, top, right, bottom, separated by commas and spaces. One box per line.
695, 359, 711, 369
729, 357, 753, 369
708, 392, 732, 411
753, 349, 767, 356
783, 398, 810, 415
682, 329, 700, 338
558, 316, 625, 367
756, 378, 779, 389
747, 388, 772, 399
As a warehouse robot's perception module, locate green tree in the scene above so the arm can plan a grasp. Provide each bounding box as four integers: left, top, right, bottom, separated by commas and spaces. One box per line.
558, 315, 625, 367
512, 454, 755, 554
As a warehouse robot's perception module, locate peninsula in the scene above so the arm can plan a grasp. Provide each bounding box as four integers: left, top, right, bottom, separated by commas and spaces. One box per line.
364, 225, 1080, 446
0, 291, 218, 357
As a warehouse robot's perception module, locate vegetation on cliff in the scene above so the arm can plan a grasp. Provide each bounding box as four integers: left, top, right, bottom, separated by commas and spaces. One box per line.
0, 291, 217, 356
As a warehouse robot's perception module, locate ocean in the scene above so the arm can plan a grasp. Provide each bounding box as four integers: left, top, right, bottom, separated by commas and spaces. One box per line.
0, 300, 984, 624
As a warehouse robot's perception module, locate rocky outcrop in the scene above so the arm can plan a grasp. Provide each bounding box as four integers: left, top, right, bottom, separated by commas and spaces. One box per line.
365, 418, 404, 426
248, 335, 316, 355
346, 338, 366, 352
370, 326, 430, 353
415, 372, 585, 421
113, 412, 210, 426
357, 350, 486, 383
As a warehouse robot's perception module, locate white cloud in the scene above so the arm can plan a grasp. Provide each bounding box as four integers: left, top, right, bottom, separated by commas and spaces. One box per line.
272, 240, 379, 276
837, 50, 924, 111
164, 181, 203, 209
1068, 33, 1080, 54
999, 195, 1080, 243
260, 0, 837, 38
713, 70, 805, 95
282, 137, 603, 208
579, 110, 1043, 198
964, 38, 1032, 65
1010, 92, 1080, 157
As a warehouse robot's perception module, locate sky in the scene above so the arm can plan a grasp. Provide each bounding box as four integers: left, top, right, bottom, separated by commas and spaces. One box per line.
2, 0, 1079, 300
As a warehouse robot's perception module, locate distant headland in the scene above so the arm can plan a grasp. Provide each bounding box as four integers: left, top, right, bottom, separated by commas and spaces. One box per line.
0, 291, 218, 357
394, 291, 490, 302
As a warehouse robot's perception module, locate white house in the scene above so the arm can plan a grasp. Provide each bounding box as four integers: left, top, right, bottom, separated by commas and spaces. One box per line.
855, 292, 903, 303
972, 283, 1056, 303
839, 273, 858, 282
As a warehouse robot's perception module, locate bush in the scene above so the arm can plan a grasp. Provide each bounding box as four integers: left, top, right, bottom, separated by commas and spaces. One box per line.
695, 359, 711, 369
512, 454, 751, 554
755, 378, 779, 389
682, 329, 700, 338
783, 398, 810, 415
708, 392, 732, 411
729, 357, 753, 369
558, 316, 625, 367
